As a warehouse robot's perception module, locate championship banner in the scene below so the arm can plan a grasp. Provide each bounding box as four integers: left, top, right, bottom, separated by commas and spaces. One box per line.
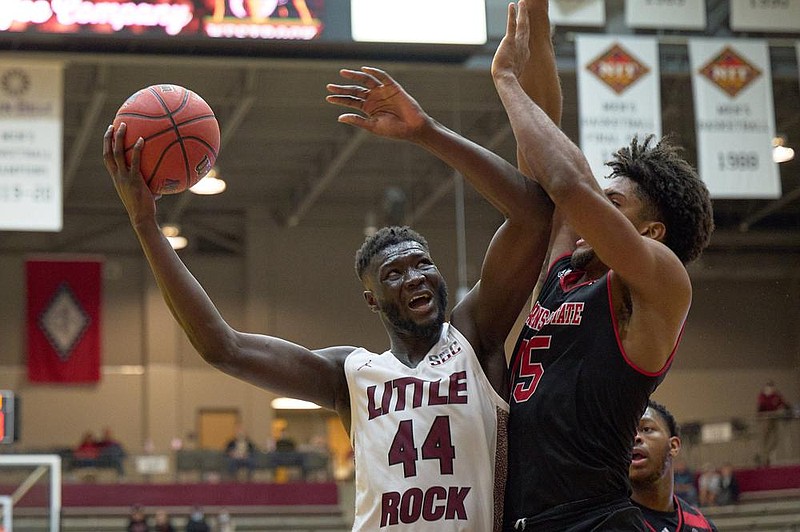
730, 0, 800, 32
549, 0, 605, 27
625, 0, 705, 30
688, 39, 780, 198
26, 259, 102, 384
576, 35, 661, 185
0, 61, 63, 231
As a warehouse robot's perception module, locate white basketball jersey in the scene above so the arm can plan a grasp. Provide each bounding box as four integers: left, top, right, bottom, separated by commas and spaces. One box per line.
345, 323, 509, 531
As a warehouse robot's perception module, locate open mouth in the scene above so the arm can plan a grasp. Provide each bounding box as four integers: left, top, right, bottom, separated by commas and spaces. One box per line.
630, 449, 647, 466
408, 293, 433, 312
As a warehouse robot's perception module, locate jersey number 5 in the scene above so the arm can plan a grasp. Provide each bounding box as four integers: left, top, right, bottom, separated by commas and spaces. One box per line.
388, 416, 455, 478
512, 336, 549, 403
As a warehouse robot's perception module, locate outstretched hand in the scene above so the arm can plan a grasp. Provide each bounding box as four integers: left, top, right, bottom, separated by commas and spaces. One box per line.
325, 67, 429, 141
492, 1, 531, 82
102, 123, 159, 226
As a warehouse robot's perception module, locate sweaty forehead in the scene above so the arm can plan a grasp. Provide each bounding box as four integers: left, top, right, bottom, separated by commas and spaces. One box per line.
641, 407, 664, 427
374, 241, 429, 268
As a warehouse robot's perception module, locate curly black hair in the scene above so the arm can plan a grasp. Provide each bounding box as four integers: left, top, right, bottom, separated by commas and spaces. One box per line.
355, 226, 430, 281
647, 399, 680, 438
607, 135, 714, 264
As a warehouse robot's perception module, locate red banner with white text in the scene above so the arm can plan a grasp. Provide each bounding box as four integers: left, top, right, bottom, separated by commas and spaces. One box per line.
26, 259, 102, 384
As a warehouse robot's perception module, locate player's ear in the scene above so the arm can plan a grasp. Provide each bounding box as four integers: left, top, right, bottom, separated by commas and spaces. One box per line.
363, 291, 379, 313
669, 435, 681, 458
639, 220, 666, 242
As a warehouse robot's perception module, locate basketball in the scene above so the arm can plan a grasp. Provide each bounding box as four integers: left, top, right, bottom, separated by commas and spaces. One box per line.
113, 84, 220, 195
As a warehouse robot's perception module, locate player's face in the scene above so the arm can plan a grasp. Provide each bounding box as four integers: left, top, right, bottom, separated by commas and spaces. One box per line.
629, 407, 677, 487
571, 176, 652, 271
366, 241, 448, 338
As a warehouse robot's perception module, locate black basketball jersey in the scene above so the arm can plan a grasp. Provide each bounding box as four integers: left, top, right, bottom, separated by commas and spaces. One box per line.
504, 255, 675, 529
635, 495, 718, 532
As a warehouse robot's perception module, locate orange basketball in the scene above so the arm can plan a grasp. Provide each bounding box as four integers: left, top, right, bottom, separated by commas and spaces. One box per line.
113, 84, 220, 195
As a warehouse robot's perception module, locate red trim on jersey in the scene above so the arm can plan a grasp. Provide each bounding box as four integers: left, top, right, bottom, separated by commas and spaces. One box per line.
606, 270, 681, 377
546, 252, 572, 275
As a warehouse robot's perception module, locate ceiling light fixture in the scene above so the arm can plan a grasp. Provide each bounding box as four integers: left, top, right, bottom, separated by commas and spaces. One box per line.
772, 136, 795, 164
161, 224, 188, 250
190, 167, 227, 195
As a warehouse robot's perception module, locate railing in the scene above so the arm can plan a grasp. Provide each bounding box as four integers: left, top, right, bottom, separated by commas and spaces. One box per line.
680, 414, 800, 469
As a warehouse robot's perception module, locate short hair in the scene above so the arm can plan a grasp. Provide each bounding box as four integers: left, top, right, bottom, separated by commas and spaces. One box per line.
606, 135, 714, 264
355, 226, 430, 281
648, 399, 679, 438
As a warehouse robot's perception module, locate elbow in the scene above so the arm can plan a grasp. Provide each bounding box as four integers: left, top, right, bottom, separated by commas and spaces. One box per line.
189, 323, 239, 368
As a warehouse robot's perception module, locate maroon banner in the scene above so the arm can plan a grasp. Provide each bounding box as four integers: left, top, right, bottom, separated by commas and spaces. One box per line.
26, 259, 102, 384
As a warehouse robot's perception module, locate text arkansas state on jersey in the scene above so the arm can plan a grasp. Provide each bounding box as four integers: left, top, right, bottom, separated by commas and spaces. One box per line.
345, 323, 509, 531
505, 255, 678, 529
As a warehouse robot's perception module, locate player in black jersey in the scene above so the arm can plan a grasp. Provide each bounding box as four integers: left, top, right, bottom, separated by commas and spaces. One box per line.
491, 1, 715, 529
631, 401, 718, 532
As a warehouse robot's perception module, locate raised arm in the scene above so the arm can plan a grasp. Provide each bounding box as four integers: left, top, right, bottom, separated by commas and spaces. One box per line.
326, 68, 553, 389
492, 1, 691, 370
102, 124, 351, 415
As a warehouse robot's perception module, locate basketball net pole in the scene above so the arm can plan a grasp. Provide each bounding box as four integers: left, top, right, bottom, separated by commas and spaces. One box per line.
0, 455, 61, 532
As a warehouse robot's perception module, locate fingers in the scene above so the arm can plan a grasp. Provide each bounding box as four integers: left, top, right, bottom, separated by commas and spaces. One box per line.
325, 83, 369, 99
506, 2, 517, 36
113, 123, 127, 170
130, 137, 144, 173
325, 95, 364, 114
103, 125, 116, 173
338, 68, 381, 89
360, 66, 394, 86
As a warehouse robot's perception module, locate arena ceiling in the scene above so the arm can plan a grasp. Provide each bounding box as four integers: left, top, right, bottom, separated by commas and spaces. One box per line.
0, 2, 798, 262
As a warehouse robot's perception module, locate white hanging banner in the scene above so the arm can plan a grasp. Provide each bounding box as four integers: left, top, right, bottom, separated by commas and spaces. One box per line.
625, 0, 706, 30
689, 39, 780, 199
0, 61, 63, 231
576, 35, 661, 185
730, 0, 800, 32
549, 0, 605, 27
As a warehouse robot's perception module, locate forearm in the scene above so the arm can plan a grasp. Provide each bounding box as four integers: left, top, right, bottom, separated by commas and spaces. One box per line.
131, 217, 234, 363
494, 72, 598, 201
519, 0, 562, 126
517, 0, 562, 177
413, 117, 546, 220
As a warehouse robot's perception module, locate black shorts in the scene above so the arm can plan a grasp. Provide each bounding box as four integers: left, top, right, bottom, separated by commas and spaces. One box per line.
506, 495, 646, 532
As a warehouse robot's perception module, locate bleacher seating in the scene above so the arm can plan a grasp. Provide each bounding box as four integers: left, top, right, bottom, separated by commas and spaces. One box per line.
175, 448, 330, 480
702, 497, 800, 531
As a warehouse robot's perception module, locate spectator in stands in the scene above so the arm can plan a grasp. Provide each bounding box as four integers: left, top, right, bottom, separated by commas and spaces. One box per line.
274, 427, 297, 452
127, 505, 150, 532
698, 463, 721, 507
74, 431, 100, 459
224, 427, 256, 481
673, 458, 699, 506
630, 400, 718, 530
757, 380, 792, 467
153, 509, 175, 532
185, 506, 210, 532
717, 462, 740, 506
97, 427, 126, 476
216, 509, 235, 532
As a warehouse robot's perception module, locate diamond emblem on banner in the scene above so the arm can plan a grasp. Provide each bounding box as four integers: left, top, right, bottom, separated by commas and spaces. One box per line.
38, 283, 90, 361
699, 46, 762, 98
586, 43, 650, 95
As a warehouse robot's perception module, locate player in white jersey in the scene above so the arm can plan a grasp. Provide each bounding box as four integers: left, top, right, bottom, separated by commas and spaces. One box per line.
346, 322, 507, 530
104, 67, 553, 530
